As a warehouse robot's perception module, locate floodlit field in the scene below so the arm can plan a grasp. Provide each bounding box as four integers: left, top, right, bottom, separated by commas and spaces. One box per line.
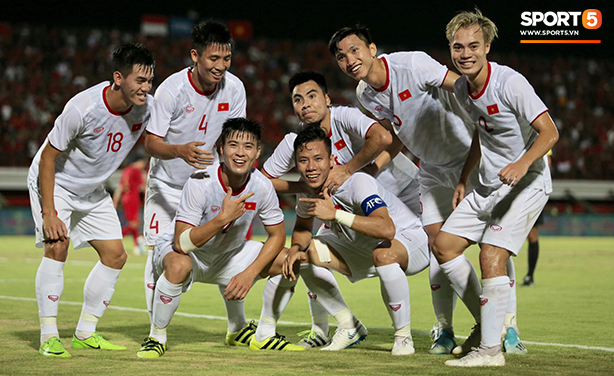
1, 236, 612, 375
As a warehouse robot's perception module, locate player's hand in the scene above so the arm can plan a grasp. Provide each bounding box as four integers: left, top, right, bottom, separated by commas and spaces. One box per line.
42, 212, 68, 242
177, 141, 214, 169
498, 161, 529, 187
452, 182, 466, 210
299, 188, 336, 221
324, 165, 350, 194
282, 246, 307, 282
219, 187, 255, 224
223, 270, 256, 300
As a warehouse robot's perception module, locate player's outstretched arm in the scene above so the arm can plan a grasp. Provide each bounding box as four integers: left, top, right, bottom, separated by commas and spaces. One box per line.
283, 215, 314, 281
498, 112, 559, 186
262, 169, 316, 195
440, 70, 460, 93
223, 221, 286, 300
300, 189, 395, 240
453, 127, 481, 209
39, 143, 68, 242
144, 133, 213, 169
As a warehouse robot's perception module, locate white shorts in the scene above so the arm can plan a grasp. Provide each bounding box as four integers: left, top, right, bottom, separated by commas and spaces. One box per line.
144, 178, 183, 246
29, 182, 122, 249
315, 225, 429, 283
152, 233, 263, 292
441, 184, 549, 255
419, 161, 479, 227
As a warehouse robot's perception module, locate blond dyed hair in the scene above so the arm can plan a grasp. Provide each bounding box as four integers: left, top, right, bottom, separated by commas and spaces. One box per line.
446, 9, 498, 44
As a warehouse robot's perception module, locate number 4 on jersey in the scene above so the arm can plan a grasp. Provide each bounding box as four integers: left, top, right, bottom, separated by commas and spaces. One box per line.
199, 114, 207, 135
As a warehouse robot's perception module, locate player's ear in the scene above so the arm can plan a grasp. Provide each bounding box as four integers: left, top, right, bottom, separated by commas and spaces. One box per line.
369, 43, 377, 58
325, 94, 331, 107
256, 145, 262, 160
190, 49, 200, 64
112, 71, 123, 88
328, 154, 334, 169
485, 42, 491, 55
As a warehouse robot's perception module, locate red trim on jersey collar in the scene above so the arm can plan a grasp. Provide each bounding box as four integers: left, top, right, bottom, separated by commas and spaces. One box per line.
188, 69, 217, 96
217, 164, 250, 196
103, 85, 132, 116
468, 61, 491, 100
327, 128, 332, 138
372, 57, 390, 92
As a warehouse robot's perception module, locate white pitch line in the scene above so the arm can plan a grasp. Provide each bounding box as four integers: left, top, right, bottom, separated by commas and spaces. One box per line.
0, 257, 143, 269
1, 295, 613, 353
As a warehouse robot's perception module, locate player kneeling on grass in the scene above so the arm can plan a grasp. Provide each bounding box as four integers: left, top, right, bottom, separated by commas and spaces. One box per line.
138, 118, 304, 358
283, 126, 430, 355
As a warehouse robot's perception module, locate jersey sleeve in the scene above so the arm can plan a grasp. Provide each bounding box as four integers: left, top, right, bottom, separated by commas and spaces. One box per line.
501, 74, 548, 124
47, 104, 84, 151
175, 178, 208, 227
336, 106, 378, 139
230, 81, 247, 118
262, 133, 297, 178
347, 174, 388, 216
411, 52, 450, 89
148, 86, 175, 137
257, 180, 284, 226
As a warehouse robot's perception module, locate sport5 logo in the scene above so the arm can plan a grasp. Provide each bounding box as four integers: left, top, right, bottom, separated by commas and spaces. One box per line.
521, 10, 602, 30
490, 224, 503, 232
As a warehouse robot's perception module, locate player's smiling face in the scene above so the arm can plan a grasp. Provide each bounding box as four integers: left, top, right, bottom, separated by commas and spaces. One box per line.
450, 25, 490, 80
220, 131, 261, 175
334, 34, 377, 81
296, 140, 334, 190
118, 64, 154, 106
191, 43, 232, 90
292, 80, 331, 124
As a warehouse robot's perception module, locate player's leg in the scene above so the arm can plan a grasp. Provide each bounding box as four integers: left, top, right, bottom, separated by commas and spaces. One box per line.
524, 224, 539, 285
217, 284, 255, 346
502, 257, 528, 354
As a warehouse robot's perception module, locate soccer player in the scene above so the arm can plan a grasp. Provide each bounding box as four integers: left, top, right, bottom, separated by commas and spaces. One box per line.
142, 21, 248, 341
431, 10, 558, 367
113, 155, 147, 255
137, 118, 304, 358
27, 43, 155, 358
262, 71, 420, 347
283, 127, 430, 355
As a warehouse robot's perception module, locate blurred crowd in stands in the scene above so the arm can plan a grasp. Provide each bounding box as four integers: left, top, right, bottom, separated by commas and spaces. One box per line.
1, 23, 613, 179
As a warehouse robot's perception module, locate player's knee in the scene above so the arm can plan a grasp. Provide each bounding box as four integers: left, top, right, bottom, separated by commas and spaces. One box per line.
372, 245, 396, 267
43, 239, 70, 261
430, 237, 445, 262
164, 255, 192, 281
107, 248, 127, 269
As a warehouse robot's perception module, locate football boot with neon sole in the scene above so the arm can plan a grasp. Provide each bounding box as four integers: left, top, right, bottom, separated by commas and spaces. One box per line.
39, 337, 71, 358
72, 333, 126, 350
137, 337, 167, 358
249, 333, 305, 351
225, 320, 257, 346
296, 329, 331, 349
503, 327, 528, 354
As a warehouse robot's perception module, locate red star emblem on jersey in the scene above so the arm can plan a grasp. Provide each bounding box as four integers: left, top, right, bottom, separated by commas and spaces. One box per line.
334, 139, 347, 150
398, 89, 412, 101
218, 103, 229, 112
131, 123, 142, 132
245, 202, 256, 211
487, 104, 499, 115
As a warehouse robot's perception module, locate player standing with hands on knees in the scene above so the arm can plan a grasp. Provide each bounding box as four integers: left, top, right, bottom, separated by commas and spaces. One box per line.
142, 21, 248, 340
431, 9, 558, 367
28, 43, 155, 357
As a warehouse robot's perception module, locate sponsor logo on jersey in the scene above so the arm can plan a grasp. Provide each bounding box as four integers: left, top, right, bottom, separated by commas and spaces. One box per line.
48, 295, 59, 302
479, 297, 489, 306
211, 205, 221, 212
307, 291, 318, 300
490, 224, 503, 232
131, 123, 143, 132
147, 283, 155, 290
186, 105, 195, 113
103, 300, 110, 307
334, 139, 347, 150
218, 103, 229, 112
389, 303, 402, 312
510, 279, 515, 288
245, 202, 256, 211
94, 126, 105, 134
375, 105, 383, 112
160, 295, 173, 304
431, 284, 441, 291
487, 104, 500, 115
398, 89, 412, 101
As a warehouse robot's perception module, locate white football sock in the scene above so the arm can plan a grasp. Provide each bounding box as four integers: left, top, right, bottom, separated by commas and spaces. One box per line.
218, 284, 246, 333
36, 257, 64, 344
480, 276, 511, 348
429, 252, 456, 330
505, 258, 519, 332
254, 274, 296, 341
439, 255, 481, 322
376, 263, 411, 330
144, 249, 156, 322
150, 274, 183, 344
76, 261, 121, 337
300, 264, 353, 329
301, 264, 331, 335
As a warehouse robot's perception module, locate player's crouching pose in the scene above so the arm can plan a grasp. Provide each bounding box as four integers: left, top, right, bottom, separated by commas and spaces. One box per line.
432, 9, 558, 367
138, 118, 304, 358
283, 127, 430, 355
28, 43, 155, 357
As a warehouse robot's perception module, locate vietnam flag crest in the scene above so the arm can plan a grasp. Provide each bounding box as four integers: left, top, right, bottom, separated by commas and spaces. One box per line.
398, 89, 412, 101
487, 104, 499, 115
334, 139, 347, 150
245, 202, 256, 211
218, 103, 229, 112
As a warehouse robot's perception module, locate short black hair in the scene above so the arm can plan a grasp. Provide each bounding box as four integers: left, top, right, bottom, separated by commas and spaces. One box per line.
192, 21, 234, 55
288, 71, 328, 94
219, 117, 262, 147
328, 24, 373, 56
293, 124, 331, 159
112, 43, 155, 78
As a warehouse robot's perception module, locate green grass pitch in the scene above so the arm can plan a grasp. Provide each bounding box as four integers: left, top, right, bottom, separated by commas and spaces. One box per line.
0, 236, 612, 375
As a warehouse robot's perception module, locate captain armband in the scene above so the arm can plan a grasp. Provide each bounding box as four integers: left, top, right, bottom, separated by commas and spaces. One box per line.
178, 228, 197, 254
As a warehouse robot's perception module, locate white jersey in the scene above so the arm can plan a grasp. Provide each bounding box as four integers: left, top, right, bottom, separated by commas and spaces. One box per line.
262, 106, 419, 195
147, 67, 247, 189
28, 82, 153, 196
453, 62, 552, 194
174, 164, 284, 261
296, 172, 421, 253
356, 52, 473, 167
